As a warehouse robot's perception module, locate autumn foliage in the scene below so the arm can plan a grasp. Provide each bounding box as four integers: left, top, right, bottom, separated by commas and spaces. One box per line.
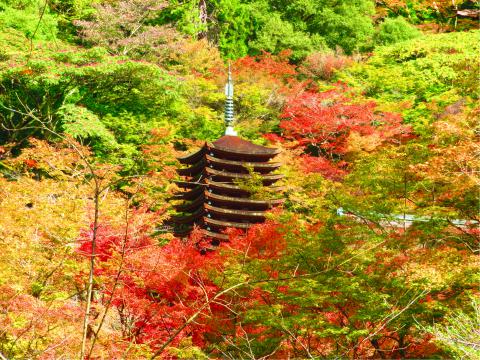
0, 3, 478, 359
271, 84, 412, 179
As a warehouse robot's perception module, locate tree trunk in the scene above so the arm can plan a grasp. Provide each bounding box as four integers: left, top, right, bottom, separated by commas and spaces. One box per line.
198, 0, 208, 39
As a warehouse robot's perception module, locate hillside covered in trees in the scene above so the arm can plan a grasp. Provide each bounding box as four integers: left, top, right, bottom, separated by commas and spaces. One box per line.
0, 1, 479, 359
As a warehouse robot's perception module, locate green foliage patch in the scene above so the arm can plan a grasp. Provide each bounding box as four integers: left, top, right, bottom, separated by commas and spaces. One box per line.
0, 43, 219, 172
339, 30, 480, 134
375, 16, 421, 45
0, 0, 58, 40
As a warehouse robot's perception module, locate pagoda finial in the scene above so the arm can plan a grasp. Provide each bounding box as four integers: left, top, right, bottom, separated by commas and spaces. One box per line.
224, 62, 237, 136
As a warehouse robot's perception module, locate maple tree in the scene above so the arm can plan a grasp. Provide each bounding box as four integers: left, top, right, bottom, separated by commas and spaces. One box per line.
271, 84, 412, 180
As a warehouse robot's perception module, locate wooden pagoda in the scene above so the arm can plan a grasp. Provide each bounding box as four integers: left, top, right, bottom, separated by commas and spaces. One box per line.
171, 68, 284, 243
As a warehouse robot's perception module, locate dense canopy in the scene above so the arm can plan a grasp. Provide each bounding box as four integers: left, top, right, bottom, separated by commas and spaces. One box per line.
0, 0, 478, 359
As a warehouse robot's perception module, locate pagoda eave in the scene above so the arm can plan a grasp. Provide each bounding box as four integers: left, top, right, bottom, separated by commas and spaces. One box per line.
204, 217, 252, 230
177, 146, 207, 165
205, 191, 284, 209
205, 204, 266, 219
171, 186, 203, 200
177, 159, 206, 176
207, 146, 278, 162
206, 167, 284, 184
206, 155, 280, 173
174, 179, 205, 189
174, 195, 205, 212
205, 179, 285, 196
205, 179, 251, 196
202, 230, 230, 241
210, 136, 280, 156
172, 209, 204, 224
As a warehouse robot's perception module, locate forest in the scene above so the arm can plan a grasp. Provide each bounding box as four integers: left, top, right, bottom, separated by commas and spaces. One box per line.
0, 0, 478, 359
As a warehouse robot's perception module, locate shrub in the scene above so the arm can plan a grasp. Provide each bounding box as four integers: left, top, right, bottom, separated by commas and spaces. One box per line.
299, 52, 353, 80
248, 13, 327, 62
376, 17, 421, 45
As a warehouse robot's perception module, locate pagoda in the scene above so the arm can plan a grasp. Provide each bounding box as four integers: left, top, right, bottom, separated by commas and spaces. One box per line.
171, 67, 284, 243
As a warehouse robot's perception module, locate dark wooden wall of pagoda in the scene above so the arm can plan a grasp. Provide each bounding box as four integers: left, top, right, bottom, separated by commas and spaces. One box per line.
171, 135, 284, 243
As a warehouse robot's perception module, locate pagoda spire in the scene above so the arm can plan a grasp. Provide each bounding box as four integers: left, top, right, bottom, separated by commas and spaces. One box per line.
224, 63, 237, 136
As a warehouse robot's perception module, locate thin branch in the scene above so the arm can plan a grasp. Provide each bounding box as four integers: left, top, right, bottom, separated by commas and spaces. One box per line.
87, 192, 138, 358
26, 0, 49, 65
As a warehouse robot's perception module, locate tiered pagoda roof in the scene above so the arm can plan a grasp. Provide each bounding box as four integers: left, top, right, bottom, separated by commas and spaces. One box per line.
170, 66, 284, 245
172, 136, 284, 242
